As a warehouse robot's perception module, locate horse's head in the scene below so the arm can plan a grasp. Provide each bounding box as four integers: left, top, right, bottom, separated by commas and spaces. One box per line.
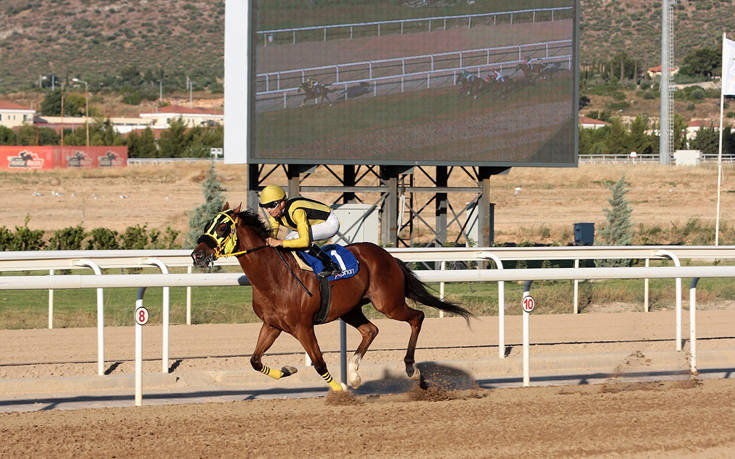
191, 202, 272, 268
191, 202, 242, 268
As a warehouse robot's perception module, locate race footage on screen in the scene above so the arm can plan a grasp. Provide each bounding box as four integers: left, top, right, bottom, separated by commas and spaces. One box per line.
251, 0, 578, 167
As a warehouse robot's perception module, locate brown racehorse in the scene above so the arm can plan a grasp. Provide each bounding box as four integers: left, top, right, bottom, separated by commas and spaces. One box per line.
191, 203, 472, 392
455, 71, 487, 99
298, 81, 332, 107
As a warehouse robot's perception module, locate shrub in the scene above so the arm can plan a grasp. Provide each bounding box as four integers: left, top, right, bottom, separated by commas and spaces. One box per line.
120, 224, 150, 250
85, 228, 120, 250
48, 225, 87, 250
0, 226, 14, 250
10, 216, 46, 251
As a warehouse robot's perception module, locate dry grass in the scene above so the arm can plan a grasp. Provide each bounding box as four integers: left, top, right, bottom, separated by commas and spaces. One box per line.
1, 161, 733, 245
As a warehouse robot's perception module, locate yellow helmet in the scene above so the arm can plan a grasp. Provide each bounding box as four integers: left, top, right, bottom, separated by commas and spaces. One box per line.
259, 185, 286, 207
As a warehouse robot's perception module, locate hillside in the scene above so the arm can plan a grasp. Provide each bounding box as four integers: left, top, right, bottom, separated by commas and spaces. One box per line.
0, 0, 732, 122
1, 1, 732, 88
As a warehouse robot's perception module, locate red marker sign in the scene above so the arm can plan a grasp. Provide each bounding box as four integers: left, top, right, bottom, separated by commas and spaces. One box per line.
135, 306, 150, 326
522, 295, 536, 313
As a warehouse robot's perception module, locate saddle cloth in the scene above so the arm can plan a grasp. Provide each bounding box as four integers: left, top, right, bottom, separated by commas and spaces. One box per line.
296, 244, 359, 281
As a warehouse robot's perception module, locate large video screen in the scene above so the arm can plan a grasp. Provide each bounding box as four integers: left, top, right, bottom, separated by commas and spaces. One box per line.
244, 0, 578, 167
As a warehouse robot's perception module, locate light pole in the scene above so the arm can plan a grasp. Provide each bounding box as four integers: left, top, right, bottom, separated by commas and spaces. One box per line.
72, 78, 89, 148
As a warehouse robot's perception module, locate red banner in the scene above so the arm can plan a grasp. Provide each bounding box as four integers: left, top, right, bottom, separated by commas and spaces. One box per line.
57, 146, 128, 168
0, 146, 128, 170
0, 146, 56, 170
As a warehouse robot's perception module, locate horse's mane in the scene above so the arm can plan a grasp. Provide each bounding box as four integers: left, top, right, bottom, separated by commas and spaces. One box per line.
237, 210, 271, 240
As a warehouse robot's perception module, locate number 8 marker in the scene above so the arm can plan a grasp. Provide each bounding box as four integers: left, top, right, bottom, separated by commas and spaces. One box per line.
135, 306, 149, 326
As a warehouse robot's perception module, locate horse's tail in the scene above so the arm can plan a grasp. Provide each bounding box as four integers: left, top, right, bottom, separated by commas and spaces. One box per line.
396, 258, 473, 324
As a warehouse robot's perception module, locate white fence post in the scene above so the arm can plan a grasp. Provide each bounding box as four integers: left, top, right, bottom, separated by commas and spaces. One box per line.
573, 259, 579, 314
656, 250, 682, 351
144, 258, 170, 374
480, 252, 506, 358
522, 282, 532, 387
689, 278, 699, 376
186, 265, 192, 325
48, 268, 54, 329
74, 259, 105, 376
644, 258, 650, 312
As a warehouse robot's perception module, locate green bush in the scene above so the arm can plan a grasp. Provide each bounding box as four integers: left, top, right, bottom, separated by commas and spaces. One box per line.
48, 225, 87, 250
9, 216, 46, 251
120, 224, 150, 250
85, 228, 120, 250
0, 226, 14, 250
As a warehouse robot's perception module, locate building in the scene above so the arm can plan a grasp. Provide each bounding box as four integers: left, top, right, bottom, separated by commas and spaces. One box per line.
646, 65, 680, 79
139, 105, 223, 129
35, 116, 156, 135
579, 116, 610, 130
0, 101, 35, 129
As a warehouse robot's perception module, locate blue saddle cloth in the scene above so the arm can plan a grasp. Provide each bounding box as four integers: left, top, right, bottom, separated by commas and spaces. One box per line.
298, 244, 359, 281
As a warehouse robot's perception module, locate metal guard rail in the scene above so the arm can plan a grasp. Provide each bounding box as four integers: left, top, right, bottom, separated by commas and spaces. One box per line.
1, 246, 735, 272
2, 265, 735, 290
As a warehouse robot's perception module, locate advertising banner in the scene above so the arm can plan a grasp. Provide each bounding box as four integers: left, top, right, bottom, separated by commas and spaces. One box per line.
56, 146, 128, 169
0, 146, 128, 170
0, 146, 56, 170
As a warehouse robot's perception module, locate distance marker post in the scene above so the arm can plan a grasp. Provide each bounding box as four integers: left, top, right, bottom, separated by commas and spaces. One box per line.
134, 299, 149, 406
522, 285, 535, 387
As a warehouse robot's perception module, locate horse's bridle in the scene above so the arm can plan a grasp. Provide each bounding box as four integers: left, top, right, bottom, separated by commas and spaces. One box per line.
195, 211, 266, 266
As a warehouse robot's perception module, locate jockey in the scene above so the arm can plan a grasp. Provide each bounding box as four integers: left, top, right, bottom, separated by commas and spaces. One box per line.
462, 69, 476, 81
259, 185, 341, 278
526, 57, 540, 71
492, 69, 505, 82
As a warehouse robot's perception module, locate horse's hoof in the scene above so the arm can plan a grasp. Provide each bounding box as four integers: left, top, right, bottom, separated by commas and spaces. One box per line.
405, 361, 416, 378
348, 374, 362, 390
281, 366, 298, 378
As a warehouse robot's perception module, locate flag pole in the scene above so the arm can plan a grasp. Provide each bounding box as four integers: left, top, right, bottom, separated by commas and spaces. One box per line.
715, 32, 727, 246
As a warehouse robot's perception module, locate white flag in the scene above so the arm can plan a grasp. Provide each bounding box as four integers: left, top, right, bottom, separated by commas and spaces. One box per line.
724, 36, 735, 95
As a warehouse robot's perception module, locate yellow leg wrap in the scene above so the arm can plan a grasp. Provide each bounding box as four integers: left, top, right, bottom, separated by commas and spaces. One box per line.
259, 365, 283, 380
321, 371, 343, 391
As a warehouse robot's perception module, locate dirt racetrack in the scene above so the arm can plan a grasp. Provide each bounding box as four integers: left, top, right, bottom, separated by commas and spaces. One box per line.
2, 378, 735, 458
2, 311, 735, 457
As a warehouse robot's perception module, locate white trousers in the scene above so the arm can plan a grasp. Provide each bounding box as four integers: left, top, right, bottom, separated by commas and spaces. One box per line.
285, 212, 340, 243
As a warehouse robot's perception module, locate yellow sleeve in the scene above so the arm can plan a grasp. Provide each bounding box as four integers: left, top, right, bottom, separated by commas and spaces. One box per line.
267, 215, 280, 238
282, 208, 311, 249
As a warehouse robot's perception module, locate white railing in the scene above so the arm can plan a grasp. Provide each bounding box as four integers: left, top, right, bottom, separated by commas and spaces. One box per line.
579, 154, 735, 163
256, 7, 574, 46
256, 39, 572, 95
1, 264, 731, 403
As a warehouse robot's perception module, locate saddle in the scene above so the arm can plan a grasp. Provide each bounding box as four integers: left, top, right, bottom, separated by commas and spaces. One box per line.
291, 245, 359, 324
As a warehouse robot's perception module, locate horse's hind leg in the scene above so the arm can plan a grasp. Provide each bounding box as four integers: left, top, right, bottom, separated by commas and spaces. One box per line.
250, 323, 297, 380
294, 325, 344, 392
374, 299, 425, 378
340, 307, 379, 389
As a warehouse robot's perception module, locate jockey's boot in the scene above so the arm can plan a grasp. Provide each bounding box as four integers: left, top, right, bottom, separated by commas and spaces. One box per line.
307, 244, 341, 278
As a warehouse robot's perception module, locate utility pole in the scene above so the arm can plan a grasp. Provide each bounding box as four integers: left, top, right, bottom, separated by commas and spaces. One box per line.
659, 0, 674, 165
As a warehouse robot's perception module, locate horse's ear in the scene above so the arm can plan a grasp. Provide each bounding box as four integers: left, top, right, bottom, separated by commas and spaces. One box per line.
222, 202, 230, 211
233, 202, 242, 214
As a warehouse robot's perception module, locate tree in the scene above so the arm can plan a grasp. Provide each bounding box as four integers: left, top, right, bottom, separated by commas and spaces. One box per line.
126, 127, 158, 157
40, 89, 85, 116
690, 125, 719, 155
158, 118, 190, 157
680, 47, 720, 78
187, 162, 227, 247
0, 126, 16, 145
597, 176, 633, 267
14, 125, 59, 145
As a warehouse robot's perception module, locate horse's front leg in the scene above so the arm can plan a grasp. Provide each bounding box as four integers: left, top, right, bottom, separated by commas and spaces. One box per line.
250, 323, 297, 380
294, 325, 344, 392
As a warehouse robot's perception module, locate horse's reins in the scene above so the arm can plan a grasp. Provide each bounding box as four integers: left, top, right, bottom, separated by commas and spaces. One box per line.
205, 211, 312, 296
